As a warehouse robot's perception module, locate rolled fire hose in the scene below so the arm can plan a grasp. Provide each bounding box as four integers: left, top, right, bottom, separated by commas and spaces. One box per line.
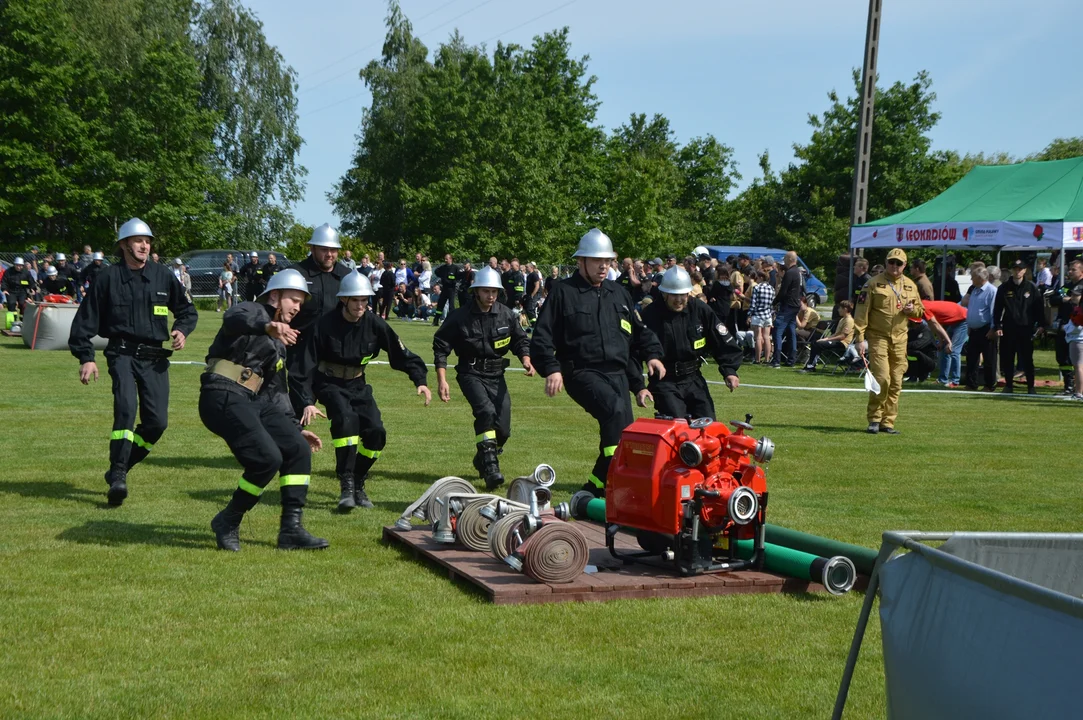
456, 497, 499, 552
764, 524, 878, 576
489, 509, 530, 561
395, 476, 475, 531
735, 539, 856, 595
518, 523, 589, 584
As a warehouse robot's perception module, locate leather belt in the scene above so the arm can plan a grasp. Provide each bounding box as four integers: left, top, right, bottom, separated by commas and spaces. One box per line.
109, 338, 173, 361
205, 358, 263, 392
318, 360, 365, 380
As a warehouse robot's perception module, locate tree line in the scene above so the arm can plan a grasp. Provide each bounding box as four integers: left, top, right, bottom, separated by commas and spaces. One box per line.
4, 0, 1079, 274
333, 2, 1082, 277
0, 0, 304, 257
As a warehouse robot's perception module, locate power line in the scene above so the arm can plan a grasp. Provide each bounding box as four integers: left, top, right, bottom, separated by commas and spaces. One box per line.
480, 0, 578, 45
300, 0, 498, 96
301, 0, 463, 81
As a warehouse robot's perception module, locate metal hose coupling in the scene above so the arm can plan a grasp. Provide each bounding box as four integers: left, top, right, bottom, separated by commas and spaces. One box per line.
727, 487, 759, 525
815, 555, 857, 595
396, 476, 474, 530
569, 490, 595, 520
754, 436, 775, 463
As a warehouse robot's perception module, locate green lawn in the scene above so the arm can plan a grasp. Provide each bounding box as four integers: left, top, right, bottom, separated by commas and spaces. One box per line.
1, 314, 1079, 718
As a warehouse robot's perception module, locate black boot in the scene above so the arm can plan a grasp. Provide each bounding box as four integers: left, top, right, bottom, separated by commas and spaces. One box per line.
104, 468, 128, 507
277, 507, 329, 550
211, 489, 261, 551
479, 440, 504, 490
211, 510, 243, 551
353, 476, 374, 509
337, 474, 356, 513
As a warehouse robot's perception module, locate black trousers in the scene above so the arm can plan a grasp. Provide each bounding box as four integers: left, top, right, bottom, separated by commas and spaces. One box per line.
650, 374, 716, 421
807, 339, 844, 368
522, 296, 538, 324
106, 352, 169, 474
1000, 328, 1035, 389
378, 289, 394, 319
199, 386, 311, 512
434, 287, 455, 322
6, 292, 28, 313
457, 372, 511, 448
316, 378, 385, 480
965, 325, 997, 389
564, 368, 633, 490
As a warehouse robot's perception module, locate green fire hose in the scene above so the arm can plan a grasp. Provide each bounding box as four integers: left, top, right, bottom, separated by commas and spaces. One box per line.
764, 524, 878, 576
734, 540, 855, 595
584, 497, 607, 523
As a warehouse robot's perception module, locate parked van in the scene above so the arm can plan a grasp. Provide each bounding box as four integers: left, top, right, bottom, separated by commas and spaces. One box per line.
704, 245, 829, 307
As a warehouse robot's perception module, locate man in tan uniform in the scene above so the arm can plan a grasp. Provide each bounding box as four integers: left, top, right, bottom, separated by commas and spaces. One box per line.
855, 247, 925, 434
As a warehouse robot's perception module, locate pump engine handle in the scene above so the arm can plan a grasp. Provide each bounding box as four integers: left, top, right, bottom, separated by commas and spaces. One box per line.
694, 488, 721, 499
730, 421, 753, 432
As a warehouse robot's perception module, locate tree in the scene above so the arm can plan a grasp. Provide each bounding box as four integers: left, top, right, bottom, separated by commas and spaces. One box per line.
332, 0, 429, 259
600, 113, 682, 258
193, 0, 306, 247
1030, 137, 1083, 162
0, 0, 117, 249
674, 135, 740, 246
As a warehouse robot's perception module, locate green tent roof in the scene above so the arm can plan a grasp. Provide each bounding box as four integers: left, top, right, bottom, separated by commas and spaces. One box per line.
858, 156, 1083, 226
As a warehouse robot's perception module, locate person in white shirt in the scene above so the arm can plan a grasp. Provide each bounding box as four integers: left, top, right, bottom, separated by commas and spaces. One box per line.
418, 260, 432, 291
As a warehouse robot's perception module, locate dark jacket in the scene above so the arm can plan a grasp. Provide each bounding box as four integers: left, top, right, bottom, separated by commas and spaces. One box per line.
777, 264, 803, 310
69, 262, 197, 364
502, 269, 525, 307
295, 306, 428, 407
203, 302, 288, 400
80, 262, 106, 289
632, 298, 742, 391
42, 276, 76, 297
993, 278, 1046, 332
290, 256, 351, 334
1, 267, 36, 296
435, 263, 461, 289
530, 271, 663, 377
433, 299, 530, 373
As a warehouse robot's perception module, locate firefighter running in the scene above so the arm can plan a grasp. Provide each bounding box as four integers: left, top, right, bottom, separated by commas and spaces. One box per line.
286, 224, 350, 412
296, 271, 431, 512
531, 228, 665, 497
633, 266, 742, 420
68, 218, 198, 505
202, 269, 328, 551
2, 257, 36, 314
432, 266, 535, 490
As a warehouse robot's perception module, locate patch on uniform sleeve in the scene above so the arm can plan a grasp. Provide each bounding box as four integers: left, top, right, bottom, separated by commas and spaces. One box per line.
857, 291, 868, 304
716, 323, 729, 336
693, 337, 706, 349
620, 319, 632, 334
876, 283, 886, 288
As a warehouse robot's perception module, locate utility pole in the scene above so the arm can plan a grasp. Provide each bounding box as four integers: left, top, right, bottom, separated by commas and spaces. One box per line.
850, 0, 882, 231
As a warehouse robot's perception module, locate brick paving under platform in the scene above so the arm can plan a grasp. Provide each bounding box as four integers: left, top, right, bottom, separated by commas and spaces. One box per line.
384, 522, 854, 605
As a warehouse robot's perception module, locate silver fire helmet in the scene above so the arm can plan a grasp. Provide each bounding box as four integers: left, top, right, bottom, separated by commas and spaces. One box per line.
659, 266, 693, 294
56, 253, 67, 261
13, 257, 24, 265
308, 224, 341, 249
470, 266, 503, 290
46, 266, 58, 276
572, 228, 616, 259
118, 217, 153, 242
259, 268, 310, 300
337, 271, 374, 298
92, 252, 104, 261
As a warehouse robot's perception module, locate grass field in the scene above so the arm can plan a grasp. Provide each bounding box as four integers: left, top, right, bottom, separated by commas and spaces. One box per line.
2, 312, 1080, 719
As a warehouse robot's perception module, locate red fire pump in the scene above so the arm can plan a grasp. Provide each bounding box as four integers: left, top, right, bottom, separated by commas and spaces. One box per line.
577, 415, 773, 576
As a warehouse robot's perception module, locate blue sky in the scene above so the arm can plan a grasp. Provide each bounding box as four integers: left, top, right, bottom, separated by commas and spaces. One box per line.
244, 0, 1083, 227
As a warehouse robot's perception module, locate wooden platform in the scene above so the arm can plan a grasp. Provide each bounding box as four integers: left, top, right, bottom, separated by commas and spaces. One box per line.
383, 521, 838, 605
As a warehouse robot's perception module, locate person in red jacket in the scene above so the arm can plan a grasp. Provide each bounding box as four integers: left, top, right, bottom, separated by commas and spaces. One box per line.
922, 299, 968, 387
